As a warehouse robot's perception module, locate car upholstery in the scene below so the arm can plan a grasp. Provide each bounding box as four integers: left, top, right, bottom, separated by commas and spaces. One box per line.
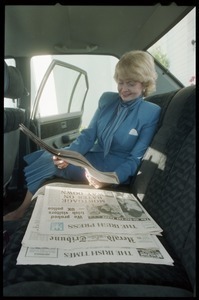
3, 85, 196, 297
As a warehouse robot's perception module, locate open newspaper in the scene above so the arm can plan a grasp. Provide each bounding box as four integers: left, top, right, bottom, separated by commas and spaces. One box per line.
17, 185, 174, 266
19, 124, 119, 184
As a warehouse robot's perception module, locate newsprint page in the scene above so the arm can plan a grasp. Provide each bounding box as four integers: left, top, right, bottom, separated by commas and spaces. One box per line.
17, 185, 174, 266
19, 124, 119, 184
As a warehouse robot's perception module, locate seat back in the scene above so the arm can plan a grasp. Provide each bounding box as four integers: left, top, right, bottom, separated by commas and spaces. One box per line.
131, 85, 196, 290
4, 62, 26, 194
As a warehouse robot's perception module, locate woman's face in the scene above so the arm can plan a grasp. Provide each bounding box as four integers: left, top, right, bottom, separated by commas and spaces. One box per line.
117, 79, 143, 101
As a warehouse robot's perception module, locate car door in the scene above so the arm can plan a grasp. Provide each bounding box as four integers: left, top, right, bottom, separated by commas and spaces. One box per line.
30, 59, 89, 150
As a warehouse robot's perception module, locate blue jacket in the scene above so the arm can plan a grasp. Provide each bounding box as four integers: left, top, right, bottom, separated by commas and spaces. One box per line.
67, 92, 161, 183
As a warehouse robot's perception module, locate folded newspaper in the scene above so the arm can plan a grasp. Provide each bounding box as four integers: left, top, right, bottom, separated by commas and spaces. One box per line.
17, 185, 174, 266
19, 124, 119, 184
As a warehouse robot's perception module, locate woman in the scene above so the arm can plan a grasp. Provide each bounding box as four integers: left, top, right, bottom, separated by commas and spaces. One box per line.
4, 50, 161, 221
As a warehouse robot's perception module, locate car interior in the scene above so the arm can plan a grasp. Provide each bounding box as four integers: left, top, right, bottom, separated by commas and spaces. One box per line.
3, 4, 196, 297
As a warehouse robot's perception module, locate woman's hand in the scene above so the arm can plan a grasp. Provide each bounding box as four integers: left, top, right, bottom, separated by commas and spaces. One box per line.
85, 170, 110, 189
52, 156, 69, 169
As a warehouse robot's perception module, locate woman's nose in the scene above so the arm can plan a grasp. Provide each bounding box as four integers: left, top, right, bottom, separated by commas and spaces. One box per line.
121, 84, 129, 91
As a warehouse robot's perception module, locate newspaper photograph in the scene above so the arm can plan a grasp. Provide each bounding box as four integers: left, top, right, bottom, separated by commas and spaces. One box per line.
22, 195, 161, 249
38, 186, 163, 235
19, 123, 119, 184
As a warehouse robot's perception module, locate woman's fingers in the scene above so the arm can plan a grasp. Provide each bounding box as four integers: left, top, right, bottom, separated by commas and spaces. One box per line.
52, 156, 68, 169
85, 171, 101, 188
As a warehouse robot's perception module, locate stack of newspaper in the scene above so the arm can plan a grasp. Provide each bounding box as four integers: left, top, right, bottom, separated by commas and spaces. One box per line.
17, 185, 174, 266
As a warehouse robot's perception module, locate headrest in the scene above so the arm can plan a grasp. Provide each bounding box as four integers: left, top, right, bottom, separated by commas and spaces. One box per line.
4, 61, 25, 99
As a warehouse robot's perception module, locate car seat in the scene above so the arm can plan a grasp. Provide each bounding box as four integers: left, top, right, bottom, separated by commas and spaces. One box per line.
4, 61, 26, 195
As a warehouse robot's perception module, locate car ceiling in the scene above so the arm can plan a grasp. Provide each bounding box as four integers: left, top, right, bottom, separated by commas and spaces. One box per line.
5, 4, 194, 58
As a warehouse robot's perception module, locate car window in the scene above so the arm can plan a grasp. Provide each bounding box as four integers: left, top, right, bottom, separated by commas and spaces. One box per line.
147, 8, 196, 87
31, 60, 89, 119
31, 55, 118, 128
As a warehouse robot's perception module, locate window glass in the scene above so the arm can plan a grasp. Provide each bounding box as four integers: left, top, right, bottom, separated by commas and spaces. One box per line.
34, 63, 88, 118
70, 74, 88, 113
31, 55, 118, 127
147, 8, 196, 87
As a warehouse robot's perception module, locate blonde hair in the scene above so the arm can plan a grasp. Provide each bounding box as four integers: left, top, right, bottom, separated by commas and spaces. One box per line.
114, 50, 157, 97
